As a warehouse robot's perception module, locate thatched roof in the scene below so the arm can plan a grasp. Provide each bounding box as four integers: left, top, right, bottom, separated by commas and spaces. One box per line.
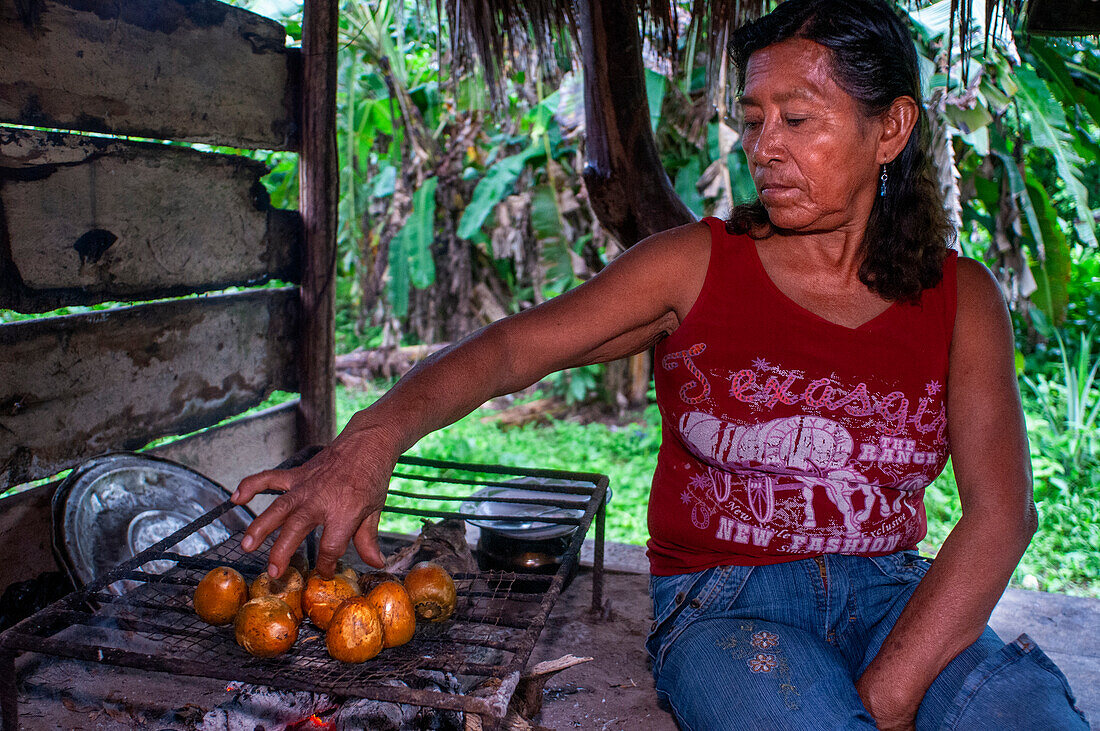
438, 0, 1053, 95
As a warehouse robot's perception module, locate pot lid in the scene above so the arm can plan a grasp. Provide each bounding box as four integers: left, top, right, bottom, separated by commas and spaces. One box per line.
53, 452, 254, 594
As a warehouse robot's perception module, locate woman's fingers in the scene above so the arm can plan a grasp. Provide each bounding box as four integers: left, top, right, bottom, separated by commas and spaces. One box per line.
233, 440, 395, 581
313, 522, 356, 579
265, 510, 321, 579
232, 468, 294, 504
353, 512, 385, 569
240, 490, 299, 554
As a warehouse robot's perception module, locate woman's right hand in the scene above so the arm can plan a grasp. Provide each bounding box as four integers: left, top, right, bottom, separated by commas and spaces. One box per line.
231, 424, 399, 580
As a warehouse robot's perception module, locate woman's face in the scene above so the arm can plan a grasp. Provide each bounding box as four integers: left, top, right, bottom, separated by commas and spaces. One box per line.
739, 38, 884, 234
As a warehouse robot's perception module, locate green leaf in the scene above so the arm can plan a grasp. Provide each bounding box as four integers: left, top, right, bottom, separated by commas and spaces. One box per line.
457, 145, 539, 239
387, 177, 438, 317
532, 184, 573, 295
645, 69, 666, 134
530, 183, 562, 242
1025, 181, 1071, 326
406, 176, 438, 289
1028, 40, 1081, 112
387, 229, 410, 319
369, 100, 394, 136
674, 158, 704, 218
993, 150, 1045, 257
945, 101, 993, 134
370, 165, 396, 198
1015, 66, 1096, 246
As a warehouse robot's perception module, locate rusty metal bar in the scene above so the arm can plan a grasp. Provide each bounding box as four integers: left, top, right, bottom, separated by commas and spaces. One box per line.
396, 456, 607, 487
382, 505, 582, 525
593, 486, 607, 613
390, 470, 599, 494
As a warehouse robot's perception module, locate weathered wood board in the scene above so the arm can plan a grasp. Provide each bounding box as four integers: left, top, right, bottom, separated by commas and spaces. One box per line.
0, 127, 301, 312
0, 479, 55, 593
0, 0, 300, 149
151, 399, 298, 500
0, 289, 300, 489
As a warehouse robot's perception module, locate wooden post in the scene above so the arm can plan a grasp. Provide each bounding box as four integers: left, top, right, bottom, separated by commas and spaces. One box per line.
297, 0, 338, 446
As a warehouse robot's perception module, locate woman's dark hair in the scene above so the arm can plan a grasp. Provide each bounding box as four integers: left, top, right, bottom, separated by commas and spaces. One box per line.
727, 0, 953, 302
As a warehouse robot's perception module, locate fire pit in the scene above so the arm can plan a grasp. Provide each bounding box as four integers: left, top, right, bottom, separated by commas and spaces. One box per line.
0, 456, 609, 730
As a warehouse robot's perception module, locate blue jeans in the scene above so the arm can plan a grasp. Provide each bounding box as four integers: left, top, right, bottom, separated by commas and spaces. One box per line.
646, 551, 1090, 730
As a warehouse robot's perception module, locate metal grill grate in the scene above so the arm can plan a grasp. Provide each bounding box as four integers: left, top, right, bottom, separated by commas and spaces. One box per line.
0, 457, 609, 730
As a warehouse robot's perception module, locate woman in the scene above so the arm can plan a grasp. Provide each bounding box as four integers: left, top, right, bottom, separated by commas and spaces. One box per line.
233, 0, 1089, 728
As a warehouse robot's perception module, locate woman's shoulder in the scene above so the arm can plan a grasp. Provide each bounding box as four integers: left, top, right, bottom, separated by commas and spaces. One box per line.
618, 219, 717, 324
950, 255, 1013, 347
954, 256, 1003, 310
623, 219, 713, 272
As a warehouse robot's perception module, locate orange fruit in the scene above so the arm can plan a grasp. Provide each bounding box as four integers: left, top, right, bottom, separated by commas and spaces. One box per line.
302, 572, 359, 630
306, 560, 359, 588
250, 566, 305, 621
193, 566, 249, 626
234, 596, 299, 658
358, 569, 400, 595
326, 596, 383, 663
403, 562, 457, 622
365, 580, 416, 648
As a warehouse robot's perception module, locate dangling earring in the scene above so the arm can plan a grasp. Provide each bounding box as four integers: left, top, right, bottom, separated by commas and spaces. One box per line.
879, 165, 888, 197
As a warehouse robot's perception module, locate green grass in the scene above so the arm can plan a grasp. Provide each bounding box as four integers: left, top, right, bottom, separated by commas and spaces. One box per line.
339, 382, 1099, 598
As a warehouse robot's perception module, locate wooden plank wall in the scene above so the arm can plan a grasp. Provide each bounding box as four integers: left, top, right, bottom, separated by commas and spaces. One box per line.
0, 0, 327, 593
297, 0, 339, 446
0, 0, 301, 149
1, 128, 301, 311
0, 290, 300, 489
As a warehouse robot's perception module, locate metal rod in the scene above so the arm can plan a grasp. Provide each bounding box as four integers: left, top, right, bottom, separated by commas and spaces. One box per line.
593, 487, 607, 613
396, 455, 606, 487
390, 471, 597, 494
381, 505, 582, 525
386, 486, 591, 510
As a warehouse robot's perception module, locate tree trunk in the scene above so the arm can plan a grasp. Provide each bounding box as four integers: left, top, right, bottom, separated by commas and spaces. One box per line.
577, 0, 694, 408
577, 0, 696, 245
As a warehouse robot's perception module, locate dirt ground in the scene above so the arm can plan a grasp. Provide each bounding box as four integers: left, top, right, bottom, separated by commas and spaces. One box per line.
527, 570, 677, 731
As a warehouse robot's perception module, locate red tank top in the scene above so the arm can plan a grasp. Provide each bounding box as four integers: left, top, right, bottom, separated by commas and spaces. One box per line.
647, 217, 957, 575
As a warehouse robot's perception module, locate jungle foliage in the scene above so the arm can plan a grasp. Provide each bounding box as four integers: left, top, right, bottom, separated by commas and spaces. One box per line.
242, 0, 1098, 594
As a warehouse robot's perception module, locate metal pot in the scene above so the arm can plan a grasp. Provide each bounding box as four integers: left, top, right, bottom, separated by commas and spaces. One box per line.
461, 480, 598, 590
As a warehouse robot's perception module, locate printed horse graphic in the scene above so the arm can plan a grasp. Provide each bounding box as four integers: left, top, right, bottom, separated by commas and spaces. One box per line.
679, 412, 900, 535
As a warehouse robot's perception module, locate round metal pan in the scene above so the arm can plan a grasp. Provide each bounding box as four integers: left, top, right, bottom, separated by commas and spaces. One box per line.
52, 452, 255, 594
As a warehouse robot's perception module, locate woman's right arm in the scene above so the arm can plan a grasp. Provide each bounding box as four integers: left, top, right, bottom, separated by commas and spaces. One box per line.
232, 221, 711, 578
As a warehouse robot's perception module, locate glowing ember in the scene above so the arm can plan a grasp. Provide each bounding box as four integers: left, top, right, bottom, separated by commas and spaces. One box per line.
285, 713, 335, 730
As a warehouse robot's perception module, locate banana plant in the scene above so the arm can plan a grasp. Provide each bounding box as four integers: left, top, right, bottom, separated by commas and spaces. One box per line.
907, 0, 1098, 325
